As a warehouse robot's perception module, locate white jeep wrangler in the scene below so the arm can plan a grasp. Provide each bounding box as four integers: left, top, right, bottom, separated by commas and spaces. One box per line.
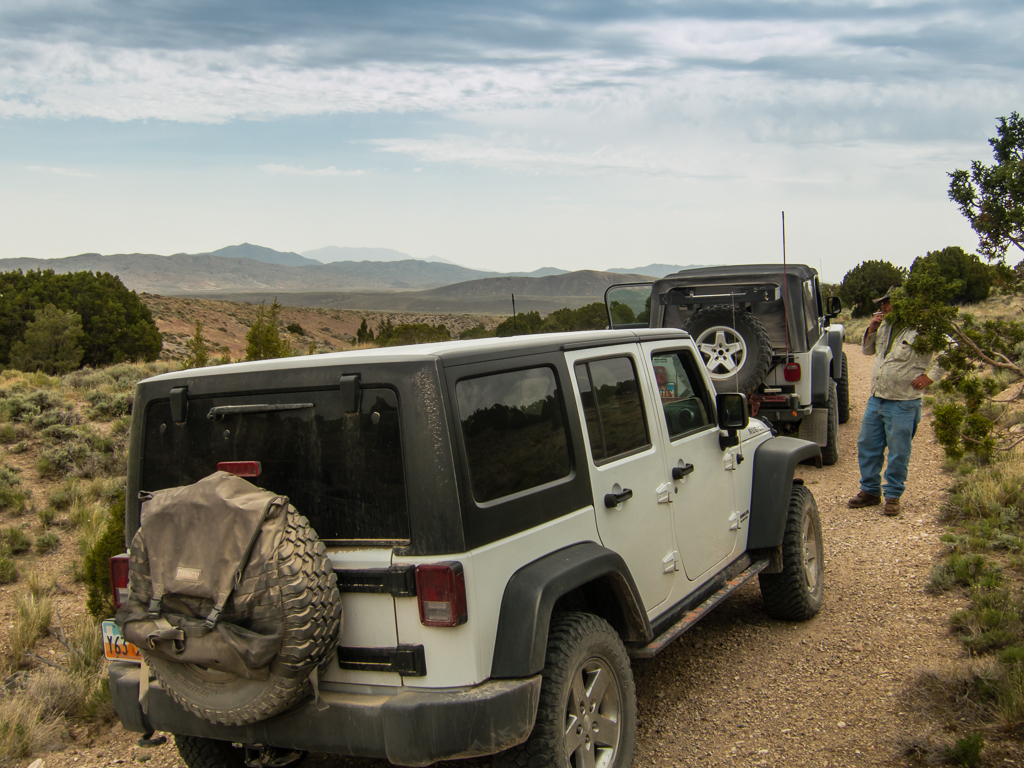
106, 328, 823, 768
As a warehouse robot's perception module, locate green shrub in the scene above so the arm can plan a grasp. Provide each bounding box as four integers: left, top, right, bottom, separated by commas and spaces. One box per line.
48, 482, 77, 510
0, 557, 17, 584
37, 443, 91, 479
911, 247, 992, 305
37, 507, 55, 528
944, 732, 984, 767
84, 490, 125, 619
31, 406, 78, 429
85, 390, 133, 420
35, 533, 60, 554
0, 486, 28, 515
838, 260, 907, 318
2, 527, 33, 555
39, 423, 81, 442
0, 423, 19, 444
0, 269, 162, 368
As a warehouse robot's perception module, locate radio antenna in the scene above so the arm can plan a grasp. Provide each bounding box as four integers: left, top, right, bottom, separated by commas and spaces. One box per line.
512, 293, 517, 335
781, 211, 791, 360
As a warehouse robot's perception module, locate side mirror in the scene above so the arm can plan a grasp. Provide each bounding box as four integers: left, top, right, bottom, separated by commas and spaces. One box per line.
825, 296, 842, 317
716, 393, 749, 431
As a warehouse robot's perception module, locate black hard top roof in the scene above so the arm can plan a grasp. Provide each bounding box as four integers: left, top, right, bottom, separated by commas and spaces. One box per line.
660, 264, 819, 283
141, 328, 693, 388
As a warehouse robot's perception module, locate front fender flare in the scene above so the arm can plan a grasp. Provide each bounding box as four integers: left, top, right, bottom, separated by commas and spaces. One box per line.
490, 542, 649, 679
746, 436, 821, 550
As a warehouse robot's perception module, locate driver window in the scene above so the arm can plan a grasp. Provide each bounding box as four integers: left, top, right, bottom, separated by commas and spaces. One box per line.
651, 350, 713, 439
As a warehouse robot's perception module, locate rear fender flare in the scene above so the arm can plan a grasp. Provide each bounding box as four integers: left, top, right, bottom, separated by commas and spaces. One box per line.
746, 437, 822, 550
810, 347, 832, 404
827, 328, 845, 379
490, 543, 649, 679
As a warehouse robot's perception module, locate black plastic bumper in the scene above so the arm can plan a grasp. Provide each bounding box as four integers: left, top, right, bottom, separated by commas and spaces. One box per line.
754, 404, 811, 423
108, 663, 542, 767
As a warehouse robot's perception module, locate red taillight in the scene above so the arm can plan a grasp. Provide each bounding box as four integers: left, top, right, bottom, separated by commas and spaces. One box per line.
110, 554, 130, 609
217, 461, 262, 478
415, 562, 467, 627
783, 362, 801, 382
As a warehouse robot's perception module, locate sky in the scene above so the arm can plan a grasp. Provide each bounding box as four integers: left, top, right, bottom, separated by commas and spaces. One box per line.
1, 1, 1021, 283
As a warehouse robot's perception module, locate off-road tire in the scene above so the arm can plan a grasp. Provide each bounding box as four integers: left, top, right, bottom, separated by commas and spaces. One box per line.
758, 484, 824, 621
683, 305, 772, 396
496, 612, 636, 768
174, 735, 246, 768
821, 379, 839, 466
837, 352, 851, 424
137, 510, 342, 726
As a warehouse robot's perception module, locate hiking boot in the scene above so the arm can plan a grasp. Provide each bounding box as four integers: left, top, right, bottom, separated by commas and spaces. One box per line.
847, 491, 882, 509
884, 498, 900, 516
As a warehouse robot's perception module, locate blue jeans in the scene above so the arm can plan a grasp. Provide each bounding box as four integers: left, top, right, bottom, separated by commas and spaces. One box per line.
857, 396, 922, 500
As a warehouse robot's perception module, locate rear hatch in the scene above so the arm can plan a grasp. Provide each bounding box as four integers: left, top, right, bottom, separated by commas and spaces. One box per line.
138, 384, 410, 687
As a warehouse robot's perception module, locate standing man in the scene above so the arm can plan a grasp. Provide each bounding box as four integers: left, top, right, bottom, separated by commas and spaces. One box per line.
847, 286, 944, 516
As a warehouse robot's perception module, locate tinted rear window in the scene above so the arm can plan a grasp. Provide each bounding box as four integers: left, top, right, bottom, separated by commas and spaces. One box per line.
456, 367, 571, 504
141, 388, 408, 542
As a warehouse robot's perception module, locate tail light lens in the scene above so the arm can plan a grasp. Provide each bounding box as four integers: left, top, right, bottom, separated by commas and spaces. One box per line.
783, 362, 801, 382
217, 461, 261, 478
415, 562, 467, 627
110, 554, 130, 609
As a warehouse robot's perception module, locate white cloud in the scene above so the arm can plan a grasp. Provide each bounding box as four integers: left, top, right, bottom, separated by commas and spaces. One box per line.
24, 164, 96, 177
258, 164, 364, 177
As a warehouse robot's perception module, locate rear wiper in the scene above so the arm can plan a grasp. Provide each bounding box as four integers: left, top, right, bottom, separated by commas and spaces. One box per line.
207, 403, 315, 420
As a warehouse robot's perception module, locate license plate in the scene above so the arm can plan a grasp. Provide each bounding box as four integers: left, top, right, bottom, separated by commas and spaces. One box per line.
102, 620, 142, 663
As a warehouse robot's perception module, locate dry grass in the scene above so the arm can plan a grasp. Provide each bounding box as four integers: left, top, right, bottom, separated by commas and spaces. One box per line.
8, 592, 53, 666
0, 695, 65, 763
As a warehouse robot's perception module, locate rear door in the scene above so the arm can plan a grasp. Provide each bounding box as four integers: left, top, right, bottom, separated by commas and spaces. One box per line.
140, 386, 409, 687
565, 346, 678, 612
641, 341, 740, 580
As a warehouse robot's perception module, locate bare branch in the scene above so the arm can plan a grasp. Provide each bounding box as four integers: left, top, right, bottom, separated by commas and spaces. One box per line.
996, 432, 1024, 452
986, 380, 1024, 404
950, 322, 1024, 375
24, 651, 65, 671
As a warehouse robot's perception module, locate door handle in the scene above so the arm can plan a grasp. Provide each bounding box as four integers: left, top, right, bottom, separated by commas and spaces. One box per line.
604, 489, 633, 508
672, 464, 695, 480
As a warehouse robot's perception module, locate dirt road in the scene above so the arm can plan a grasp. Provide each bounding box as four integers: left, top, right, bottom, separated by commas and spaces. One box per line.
49, 343, 973, 768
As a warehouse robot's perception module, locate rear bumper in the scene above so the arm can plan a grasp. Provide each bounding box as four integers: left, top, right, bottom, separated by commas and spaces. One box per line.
108, 663, 542, 767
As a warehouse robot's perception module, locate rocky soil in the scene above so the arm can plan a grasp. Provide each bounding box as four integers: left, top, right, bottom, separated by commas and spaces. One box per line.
35, 343, 1016, 768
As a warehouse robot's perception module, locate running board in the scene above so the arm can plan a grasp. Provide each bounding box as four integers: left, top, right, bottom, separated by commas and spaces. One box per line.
630, 559, 769, 659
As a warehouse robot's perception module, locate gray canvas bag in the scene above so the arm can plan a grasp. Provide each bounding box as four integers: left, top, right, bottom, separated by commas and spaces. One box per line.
116, 471, 291, 679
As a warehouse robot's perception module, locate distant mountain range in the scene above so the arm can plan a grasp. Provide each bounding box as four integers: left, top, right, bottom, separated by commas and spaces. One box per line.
0, 243, 693, 312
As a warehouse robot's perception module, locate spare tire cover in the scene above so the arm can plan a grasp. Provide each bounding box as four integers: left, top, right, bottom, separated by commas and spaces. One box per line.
129, 508, 342, 726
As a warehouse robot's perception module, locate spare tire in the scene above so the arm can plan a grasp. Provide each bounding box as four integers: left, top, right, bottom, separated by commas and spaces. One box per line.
683, 305, 772, 395
129, 508, 342, 726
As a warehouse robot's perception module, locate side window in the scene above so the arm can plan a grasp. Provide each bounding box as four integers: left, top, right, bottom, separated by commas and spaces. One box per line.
803, 280, 818, 338
574, 356, 650, 463
651, 350, 714, 439
456, 367, 571, 504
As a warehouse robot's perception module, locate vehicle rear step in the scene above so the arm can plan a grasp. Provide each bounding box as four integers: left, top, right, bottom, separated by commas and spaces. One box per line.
631, 559, 770, 659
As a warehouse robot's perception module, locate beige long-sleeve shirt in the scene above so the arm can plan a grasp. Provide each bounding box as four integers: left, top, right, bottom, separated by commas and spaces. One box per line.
863, 322, 944, 401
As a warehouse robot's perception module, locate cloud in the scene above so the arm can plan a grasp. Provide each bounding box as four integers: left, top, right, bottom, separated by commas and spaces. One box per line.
368, 135, 698, 177
258, 164, 364, 177
0, 1, 1020, 148
24, 164, 96, 177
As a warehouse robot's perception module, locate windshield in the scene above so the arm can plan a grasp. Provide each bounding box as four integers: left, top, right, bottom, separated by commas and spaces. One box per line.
141, 387, 409, 543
